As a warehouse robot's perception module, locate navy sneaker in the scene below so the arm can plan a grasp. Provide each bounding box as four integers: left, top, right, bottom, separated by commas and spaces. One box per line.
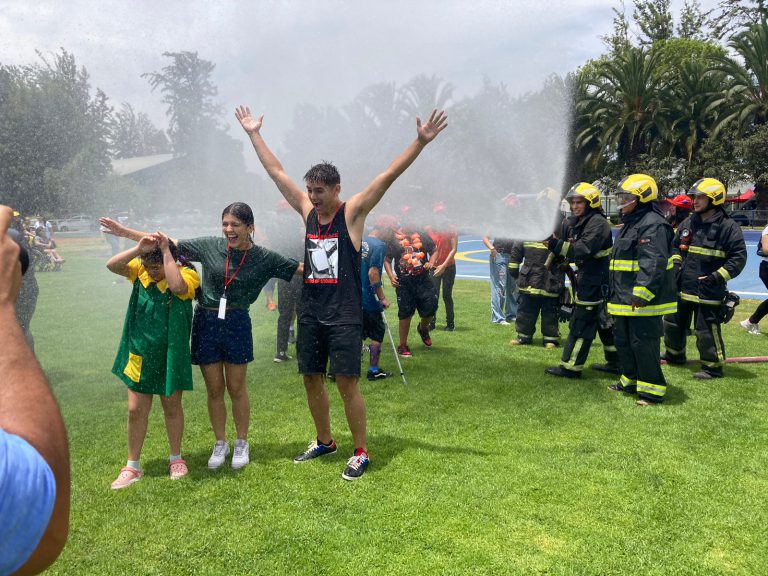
367, 369, 391, 381
273, 351, 292, 363
293, 439, 337, 463
342, 450, 369, 481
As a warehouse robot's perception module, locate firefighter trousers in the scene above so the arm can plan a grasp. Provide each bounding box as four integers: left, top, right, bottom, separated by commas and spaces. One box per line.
515, 293, 559, 345
560, 303, 619, 371
663, 299, 725, 376
613, 315, 667, 403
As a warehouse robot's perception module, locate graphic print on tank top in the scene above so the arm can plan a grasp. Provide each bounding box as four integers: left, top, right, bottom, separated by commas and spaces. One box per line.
306, 233, 339, 283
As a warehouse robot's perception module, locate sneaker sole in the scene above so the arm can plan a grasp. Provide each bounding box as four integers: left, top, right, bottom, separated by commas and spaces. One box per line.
231, 460, 249, 470
111, 478, 141, 490
341, 469, 366, 481
293, 449, 337, 463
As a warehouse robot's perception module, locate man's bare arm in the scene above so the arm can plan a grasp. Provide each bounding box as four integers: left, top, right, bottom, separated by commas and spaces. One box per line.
346, 109, 448, 235
235, 106, 311, 221
0, 207, 69, 575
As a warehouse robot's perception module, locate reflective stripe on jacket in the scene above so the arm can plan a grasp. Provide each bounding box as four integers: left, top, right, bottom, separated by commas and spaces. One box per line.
553, 211, 612, 305
510, 240, 564, 298
608, 206, 677, 317
673, 210, 746, 306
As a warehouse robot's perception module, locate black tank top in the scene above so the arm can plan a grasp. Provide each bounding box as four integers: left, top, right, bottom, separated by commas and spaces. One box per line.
300, 203, 362, 325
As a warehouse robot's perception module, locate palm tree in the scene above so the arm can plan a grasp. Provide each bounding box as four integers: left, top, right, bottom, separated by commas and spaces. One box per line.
575, 46, 670, 170
666, 59, 727, 163
709, 22, 768, 134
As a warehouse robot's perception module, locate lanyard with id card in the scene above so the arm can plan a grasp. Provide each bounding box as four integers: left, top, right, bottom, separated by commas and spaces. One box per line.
220, 245, 248, 319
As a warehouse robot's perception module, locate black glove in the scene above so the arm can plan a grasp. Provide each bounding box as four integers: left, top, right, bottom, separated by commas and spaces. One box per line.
630, 296, 647, 309
547, 236, 559, 253
700, 273, 722, 288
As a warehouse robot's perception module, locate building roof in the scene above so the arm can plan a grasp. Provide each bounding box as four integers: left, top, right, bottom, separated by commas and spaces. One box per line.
111, 154, 175, 176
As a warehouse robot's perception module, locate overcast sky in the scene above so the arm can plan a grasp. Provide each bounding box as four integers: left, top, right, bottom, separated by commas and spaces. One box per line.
0, 0, 719, 146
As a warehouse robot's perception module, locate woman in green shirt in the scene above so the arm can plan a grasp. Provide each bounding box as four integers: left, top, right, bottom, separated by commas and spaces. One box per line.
100, 203, 301, 471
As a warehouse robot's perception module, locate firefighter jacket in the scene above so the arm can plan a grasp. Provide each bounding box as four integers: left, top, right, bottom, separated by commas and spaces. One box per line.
608, 205, 677, 317
672, 209, 746, 306
550, 210, 612, 306
509, 240, 564, 298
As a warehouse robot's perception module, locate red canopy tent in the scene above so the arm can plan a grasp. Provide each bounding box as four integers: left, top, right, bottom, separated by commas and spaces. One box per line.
726, 188, 755, 203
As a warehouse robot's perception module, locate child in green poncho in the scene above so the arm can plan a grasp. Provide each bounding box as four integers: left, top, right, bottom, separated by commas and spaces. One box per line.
107, 232, 200, 489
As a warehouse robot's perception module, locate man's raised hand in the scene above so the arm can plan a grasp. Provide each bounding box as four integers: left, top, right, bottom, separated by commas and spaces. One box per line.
235, 106, 264, 135
416, 109, 448, 144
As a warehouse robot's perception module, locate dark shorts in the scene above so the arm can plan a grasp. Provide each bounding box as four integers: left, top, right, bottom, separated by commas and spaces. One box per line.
297, 322, 362, 377
362, 309, 386, 342
191, 306, 254, 365
396, 275, 438, 320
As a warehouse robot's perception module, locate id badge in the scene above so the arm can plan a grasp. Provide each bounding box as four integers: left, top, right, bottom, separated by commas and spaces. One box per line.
218, 295, 227, 319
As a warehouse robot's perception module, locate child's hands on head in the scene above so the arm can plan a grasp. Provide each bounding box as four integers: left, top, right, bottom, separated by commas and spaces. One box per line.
154, 231, 170, 252
137, 235, 158, 254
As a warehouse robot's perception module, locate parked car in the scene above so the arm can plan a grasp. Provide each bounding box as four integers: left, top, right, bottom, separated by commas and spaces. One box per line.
54, 214, 96, 232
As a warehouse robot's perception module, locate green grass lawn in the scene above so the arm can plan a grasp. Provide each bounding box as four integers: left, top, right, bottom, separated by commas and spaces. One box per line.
32, 237, 768, 575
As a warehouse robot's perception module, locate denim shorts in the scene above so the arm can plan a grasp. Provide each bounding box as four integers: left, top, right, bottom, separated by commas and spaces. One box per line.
191, 306, 254, 365
297, 322, 362, 377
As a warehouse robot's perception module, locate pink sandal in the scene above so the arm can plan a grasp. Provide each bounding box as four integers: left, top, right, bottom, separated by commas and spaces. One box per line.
111, 466, 143, 490
169, 459, 189, 480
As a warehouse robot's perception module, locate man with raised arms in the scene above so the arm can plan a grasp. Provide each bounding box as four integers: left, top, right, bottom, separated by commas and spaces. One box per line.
236, 105, 447, 480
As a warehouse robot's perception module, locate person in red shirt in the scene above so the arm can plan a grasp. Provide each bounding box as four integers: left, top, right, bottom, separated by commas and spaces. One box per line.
426, 203, 458, 331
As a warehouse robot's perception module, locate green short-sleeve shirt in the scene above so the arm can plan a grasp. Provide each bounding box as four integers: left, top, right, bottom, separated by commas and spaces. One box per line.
178, 237, 298, 309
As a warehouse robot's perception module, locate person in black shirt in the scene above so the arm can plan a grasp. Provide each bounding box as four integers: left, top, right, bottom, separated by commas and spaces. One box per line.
236, 105, 447, 481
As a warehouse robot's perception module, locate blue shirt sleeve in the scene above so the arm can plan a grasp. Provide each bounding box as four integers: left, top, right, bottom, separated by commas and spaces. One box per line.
0, 429, 57, 575
369, 239, 386, 272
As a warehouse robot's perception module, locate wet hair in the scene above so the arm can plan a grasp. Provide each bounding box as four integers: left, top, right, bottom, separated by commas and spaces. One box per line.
303, 162, 340, 187
222, 202, 254, 227
140, 241, 179, 267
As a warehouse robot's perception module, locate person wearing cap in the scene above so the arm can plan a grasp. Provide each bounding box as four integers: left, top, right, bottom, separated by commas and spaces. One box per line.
667, 194, 693, 229
607, 174, 677, 405
663, 178, 746, 380
545, 183, 618, 379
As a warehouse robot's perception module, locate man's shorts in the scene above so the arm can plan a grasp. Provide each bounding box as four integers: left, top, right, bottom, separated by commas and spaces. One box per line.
191, 307, 254, 365
297, 322, 362, 377
396, 275, 438, 320
362, 309, 386, 342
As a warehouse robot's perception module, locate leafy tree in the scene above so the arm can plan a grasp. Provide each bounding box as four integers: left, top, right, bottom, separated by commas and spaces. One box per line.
707, 0, 768, 39
601, 1, 632, 54
633, 0, 674, 44
142, 51, 221, 155
110, 103, 169, 158
141, 51, 251, 209
0, 50, 111, 215
678, 0, 710, 40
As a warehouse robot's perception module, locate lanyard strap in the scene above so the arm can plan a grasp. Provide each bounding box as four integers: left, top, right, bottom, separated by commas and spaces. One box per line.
316, 202, 344, 236
224, 244, 248, 291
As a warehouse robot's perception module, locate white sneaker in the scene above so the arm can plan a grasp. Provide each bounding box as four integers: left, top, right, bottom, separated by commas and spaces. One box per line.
207, 441, 229, 469
740, 319, 760, 335
231, 440, 250, 469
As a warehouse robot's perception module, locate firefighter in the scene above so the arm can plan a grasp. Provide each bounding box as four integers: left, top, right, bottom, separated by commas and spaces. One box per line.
508, 236, 564, 348
544, 183, 618, 378
607, 174, 677, 405
662, 178, 747, 379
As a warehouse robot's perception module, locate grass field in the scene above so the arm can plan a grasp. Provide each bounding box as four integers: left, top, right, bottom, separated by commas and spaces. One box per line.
32, 237, 768, 575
